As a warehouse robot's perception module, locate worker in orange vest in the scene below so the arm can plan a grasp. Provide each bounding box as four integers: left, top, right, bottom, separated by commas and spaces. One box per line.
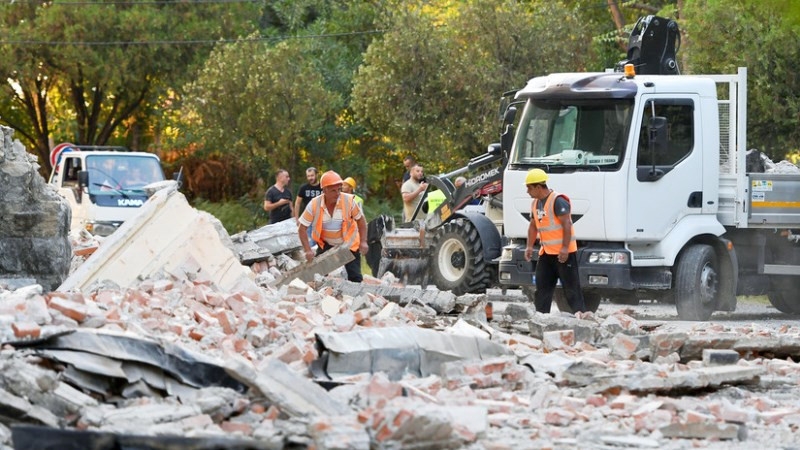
523, 168, 585, 314
298, 170, 369, 282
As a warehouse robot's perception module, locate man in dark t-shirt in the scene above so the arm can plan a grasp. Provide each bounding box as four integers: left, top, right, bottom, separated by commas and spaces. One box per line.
263, 169, 293, 224
293, 167, 323, 219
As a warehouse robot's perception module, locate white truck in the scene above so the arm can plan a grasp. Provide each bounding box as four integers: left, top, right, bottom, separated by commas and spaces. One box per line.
497, 40, 800, 320
48, 145, 168, 236
369, 16, 800, 321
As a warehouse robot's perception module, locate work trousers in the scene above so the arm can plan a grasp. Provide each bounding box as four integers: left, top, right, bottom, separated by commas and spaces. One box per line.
534, 252, 585, 314
317, 243, 363, 283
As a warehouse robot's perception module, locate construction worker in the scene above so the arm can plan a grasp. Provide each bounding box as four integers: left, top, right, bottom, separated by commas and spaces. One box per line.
342, 177, 364, 207
401, 163, 428, 221
294, 167, 323, 221
263, 169, 294, 224
523, 168, 585, 314
298, 170, 369, 282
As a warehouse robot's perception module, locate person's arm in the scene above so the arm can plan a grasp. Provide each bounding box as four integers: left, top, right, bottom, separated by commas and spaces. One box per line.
262, 189, 288, 212
356, 216, 368, 255
557, 212, 573, 263
525, 208, 538, 262
298, 223, 314, 262
402, 182, 428, 203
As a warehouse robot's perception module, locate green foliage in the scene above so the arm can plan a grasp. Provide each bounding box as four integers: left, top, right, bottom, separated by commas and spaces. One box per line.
193, 196, 269, 235
351, 0, 596, 169
183, 37, 343, 183
0, 1, 260, 172
683, 0, 800, 159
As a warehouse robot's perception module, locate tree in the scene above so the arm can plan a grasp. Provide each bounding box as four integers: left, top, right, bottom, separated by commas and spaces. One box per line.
351, 0, 596, 167
182, 38, 343, 182
682, 0, 800, 159
0, 1, 259, 174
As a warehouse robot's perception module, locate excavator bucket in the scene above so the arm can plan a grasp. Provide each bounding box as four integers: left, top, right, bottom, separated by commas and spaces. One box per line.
366, 215, 433, 286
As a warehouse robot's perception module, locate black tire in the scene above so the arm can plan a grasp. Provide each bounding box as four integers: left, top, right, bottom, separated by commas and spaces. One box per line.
674, 244, 719, 321
767, 276, 800, 315
430, 218, 492, 294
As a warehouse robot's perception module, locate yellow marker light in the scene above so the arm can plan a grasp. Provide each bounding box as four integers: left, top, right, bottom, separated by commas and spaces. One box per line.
624, 63, 636, 78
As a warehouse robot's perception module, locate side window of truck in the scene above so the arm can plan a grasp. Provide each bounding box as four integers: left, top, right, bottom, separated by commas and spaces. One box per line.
637, 99, 694, 168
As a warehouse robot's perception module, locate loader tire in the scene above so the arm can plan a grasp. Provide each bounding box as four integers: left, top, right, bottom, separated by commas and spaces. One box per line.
431, 218, 492, 295
767, 276, 800, 315
674, 244, 719, 321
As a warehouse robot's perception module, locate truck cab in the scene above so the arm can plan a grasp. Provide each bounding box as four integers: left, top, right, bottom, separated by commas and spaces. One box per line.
498, 68, 740, 320
49, 147, 166, 236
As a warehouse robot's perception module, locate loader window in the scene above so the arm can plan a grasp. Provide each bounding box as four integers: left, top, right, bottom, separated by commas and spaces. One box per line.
636, 99, 694, 171
511, 99, 632, 170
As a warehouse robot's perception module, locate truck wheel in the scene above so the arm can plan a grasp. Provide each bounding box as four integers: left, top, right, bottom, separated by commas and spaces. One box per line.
767, 276, 800, 315
431, 218, 492, 294
674, 244, 718, 321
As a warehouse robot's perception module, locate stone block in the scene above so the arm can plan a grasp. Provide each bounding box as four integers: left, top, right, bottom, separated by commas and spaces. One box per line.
702, 349, 740, 366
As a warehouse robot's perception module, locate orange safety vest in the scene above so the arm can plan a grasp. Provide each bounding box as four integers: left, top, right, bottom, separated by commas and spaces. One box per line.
308, 193, 360, 252
532, 190, 577, 256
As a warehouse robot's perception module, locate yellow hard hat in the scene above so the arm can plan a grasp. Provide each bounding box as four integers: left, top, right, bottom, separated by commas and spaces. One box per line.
320, 170, 343, 188
525, 168, 548, 185
343, 177, 357, 189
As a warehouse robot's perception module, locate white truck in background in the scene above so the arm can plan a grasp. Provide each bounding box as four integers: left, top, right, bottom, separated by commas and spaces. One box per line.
47, 144, 168, 236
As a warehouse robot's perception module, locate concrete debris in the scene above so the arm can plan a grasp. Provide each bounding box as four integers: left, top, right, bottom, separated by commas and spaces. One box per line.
312, 327, 512, 381
230, 220, 303, 265
273, 244, 355, 287
3, 139, 800, 448
0, 126, 71, 291
58, 184, 258, 296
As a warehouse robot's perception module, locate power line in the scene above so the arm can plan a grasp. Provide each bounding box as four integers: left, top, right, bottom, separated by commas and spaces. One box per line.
0, 29, 384, 46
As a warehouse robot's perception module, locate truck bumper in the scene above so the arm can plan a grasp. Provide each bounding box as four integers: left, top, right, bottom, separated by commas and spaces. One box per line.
498, 245, 535, 286
498, 242, 672, 290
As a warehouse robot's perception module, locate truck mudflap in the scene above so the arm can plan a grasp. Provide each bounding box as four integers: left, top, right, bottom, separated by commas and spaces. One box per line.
714, 237, 738, 312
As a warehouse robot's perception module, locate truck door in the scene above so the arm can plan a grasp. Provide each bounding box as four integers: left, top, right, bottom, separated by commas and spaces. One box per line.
627, 96, 702, 241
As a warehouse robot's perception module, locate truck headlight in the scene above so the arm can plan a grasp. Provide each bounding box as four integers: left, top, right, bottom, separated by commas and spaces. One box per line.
500, 247, 514, 261
588, 251, 629, 264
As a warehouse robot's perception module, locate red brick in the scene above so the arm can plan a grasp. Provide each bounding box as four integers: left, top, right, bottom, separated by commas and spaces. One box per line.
220, 421, 251, 435
215, 310, 238, 334
48, 297, 88, 322
12, 322, 41, 339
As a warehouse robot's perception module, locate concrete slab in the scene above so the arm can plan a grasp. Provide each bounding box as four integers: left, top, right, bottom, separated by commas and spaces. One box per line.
58, 185, 256, 294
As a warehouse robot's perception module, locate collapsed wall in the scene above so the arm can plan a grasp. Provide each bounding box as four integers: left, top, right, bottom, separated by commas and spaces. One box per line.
0, 126, 71, 290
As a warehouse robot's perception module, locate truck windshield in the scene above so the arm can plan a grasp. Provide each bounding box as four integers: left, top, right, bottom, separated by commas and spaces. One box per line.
510, 99, 634, 171
87, 155, 165, 194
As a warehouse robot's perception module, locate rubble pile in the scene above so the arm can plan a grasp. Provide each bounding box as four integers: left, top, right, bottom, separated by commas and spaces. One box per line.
2, 272, 800, 449
0, 126, 71, 291
2, 133, 800, 449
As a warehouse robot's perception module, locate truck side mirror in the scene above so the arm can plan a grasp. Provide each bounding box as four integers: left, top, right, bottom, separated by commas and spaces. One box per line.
648, 116, 668, 155
78, 170, 89, 188
173, 167, 185, 188
500, 106, 517, 153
